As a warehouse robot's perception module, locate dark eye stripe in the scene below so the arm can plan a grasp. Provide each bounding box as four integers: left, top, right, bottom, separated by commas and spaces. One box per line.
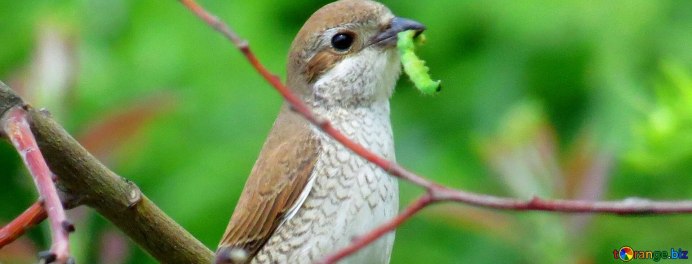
305, 50, 346, 83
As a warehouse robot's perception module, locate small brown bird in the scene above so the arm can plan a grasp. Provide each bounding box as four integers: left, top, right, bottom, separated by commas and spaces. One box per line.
216, 0, 425, 263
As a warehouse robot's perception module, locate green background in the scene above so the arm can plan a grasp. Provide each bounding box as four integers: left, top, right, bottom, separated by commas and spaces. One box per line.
1, 0, 690, 263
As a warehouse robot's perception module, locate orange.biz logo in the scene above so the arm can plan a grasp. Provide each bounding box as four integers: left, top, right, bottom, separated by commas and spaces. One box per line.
614, 246, 688, 262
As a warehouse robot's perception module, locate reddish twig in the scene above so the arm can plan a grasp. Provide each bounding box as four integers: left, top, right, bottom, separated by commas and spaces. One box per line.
319, 192, 692, 264
432, 189, 692, 214
179, 0, 434, 191
2, 107, 72, 263
178, 0, 692, 262
179, 0, 692, 214
318, 194, 434, 264
0, 200, 47, 249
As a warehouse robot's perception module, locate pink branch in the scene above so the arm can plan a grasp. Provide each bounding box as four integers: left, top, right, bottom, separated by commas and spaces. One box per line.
0, 200, 47, 249
179, 1, 438, 190
318, 194, 434, 264
320, 191, 692, 264
434, 189, 692, 214
178, 0, 692, 214
178, 0, 692, 262
2, 107, 72, 263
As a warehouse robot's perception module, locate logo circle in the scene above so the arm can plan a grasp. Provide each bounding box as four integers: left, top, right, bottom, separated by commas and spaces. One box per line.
619, 246, 634, 262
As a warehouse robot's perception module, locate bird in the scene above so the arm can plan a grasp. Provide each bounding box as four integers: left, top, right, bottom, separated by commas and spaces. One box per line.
216, 0, 425, 263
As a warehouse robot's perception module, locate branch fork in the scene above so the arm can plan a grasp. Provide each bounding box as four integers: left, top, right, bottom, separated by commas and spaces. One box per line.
1, 81, 214, 263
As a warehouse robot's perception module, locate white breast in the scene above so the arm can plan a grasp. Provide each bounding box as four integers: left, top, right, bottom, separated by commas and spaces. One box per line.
253, 101, 398, 264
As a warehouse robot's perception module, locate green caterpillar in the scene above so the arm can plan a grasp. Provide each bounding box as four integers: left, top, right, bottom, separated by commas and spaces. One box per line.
397, 30, 441, 95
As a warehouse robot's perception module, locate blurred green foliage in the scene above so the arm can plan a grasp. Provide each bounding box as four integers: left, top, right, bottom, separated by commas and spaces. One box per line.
1, 0, 691, 263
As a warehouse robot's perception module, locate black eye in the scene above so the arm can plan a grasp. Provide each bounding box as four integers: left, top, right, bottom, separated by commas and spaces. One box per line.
331, 33, 354, 51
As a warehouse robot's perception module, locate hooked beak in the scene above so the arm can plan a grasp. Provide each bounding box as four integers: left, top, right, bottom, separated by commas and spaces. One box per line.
372, 17, 426, 47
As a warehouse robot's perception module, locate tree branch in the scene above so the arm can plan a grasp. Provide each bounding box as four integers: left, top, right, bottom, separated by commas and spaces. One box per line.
0, 200, 46, 249
318, 194, 434, 264
178, 1, 692, 263
2, 107, 72, 263
177, 1, 692, 214
0, 82, 214, 263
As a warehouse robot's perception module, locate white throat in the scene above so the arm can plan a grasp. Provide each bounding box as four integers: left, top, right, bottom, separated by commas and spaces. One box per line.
310, 48, 401, 108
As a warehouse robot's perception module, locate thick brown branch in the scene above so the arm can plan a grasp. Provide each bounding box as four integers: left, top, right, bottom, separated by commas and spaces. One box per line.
27, 109, 214, 263
0, 82, 214, 263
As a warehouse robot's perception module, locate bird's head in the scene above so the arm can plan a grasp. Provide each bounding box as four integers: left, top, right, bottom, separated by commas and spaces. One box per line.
287, 0, 425, 107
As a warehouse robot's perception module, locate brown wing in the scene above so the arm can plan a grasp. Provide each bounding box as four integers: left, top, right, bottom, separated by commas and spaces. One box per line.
217, 105, 320, 262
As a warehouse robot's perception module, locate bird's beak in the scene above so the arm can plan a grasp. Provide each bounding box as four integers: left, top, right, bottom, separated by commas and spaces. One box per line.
372, 17, 426, 48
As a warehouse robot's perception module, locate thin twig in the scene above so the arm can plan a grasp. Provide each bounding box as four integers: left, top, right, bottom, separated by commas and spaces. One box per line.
178, 0, 692, 214
0, 200, 47, 249
433, 189, 692, 214
178, 0, 692, 262
2, 107, 71, 263
318, 194, 434, 264
179, 0, 437, 193
320, 192, 692, 264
